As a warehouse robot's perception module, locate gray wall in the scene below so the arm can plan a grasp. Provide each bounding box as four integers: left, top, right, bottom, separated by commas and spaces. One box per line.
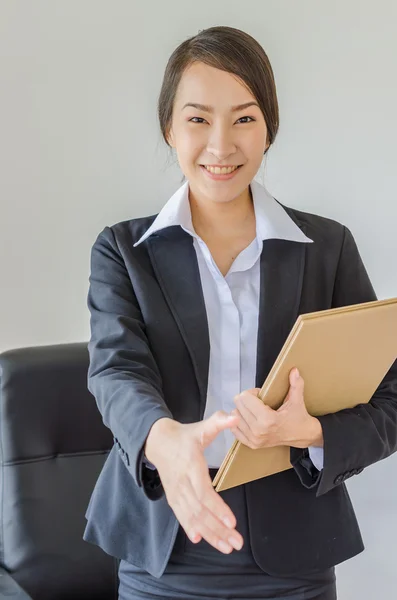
1, 1, 396, 596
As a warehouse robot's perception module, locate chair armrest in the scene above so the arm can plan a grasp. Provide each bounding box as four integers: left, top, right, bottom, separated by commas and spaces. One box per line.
0, 567, 33, 599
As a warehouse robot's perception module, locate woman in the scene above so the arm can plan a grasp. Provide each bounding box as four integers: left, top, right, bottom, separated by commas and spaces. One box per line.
84, 26, 397, 599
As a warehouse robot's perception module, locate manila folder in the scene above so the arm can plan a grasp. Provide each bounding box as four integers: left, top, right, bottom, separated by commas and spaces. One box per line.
213, 297, 397, 492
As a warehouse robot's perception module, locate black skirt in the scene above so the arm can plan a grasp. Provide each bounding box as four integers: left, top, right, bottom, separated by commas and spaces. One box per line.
118, 470, 337, 600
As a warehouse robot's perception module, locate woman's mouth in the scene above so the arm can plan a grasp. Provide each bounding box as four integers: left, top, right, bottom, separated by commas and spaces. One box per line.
199, 164, 243, 180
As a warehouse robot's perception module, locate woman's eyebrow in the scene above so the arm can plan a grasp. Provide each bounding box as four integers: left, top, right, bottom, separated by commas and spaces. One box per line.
182, 101, 260, 113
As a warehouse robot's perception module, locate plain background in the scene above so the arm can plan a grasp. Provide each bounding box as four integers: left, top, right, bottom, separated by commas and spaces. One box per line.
1, 1, 396, 597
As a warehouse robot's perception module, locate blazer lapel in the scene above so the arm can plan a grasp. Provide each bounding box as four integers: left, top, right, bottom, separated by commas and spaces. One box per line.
147, 228, 210, 418
255, 238, 306, 388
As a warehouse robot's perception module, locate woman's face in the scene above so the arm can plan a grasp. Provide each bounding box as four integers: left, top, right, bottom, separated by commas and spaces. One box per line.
167, 61, 269, 204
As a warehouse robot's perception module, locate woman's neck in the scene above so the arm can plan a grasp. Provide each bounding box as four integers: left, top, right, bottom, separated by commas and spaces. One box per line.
189, 185, 256, 241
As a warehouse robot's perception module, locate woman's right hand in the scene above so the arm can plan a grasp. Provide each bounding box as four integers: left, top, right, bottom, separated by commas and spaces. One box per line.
144, 412, 244, 554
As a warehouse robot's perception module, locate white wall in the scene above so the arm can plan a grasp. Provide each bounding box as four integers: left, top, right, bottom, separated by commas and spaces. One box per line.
1, 1, 396, 597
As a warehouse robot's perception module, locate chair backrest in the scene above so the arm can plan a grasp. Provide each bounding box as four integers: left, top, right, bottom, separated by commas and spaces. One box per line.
0, 343, 116, 600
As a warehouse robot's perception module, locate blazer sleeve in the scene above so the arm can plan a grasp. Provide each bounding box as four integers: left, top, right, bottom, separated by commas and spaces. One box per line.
87, 226, 173, 499
292, 226, 397, 496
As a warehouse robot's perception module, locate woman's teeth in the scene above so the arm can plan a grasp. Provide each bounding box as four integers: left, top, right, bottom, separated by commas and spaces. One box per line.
203, 165, 239, 174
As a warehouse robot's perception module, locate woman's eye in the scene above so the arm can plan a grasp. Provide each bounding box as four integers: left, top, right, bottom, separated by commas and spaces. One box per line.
188, 116, 255, 124
236, 116, 255, 124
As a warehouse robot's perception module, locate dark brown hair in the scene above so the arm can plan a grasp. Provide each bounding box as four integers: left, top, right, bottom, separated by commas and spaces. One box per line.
158, 26, 279, 155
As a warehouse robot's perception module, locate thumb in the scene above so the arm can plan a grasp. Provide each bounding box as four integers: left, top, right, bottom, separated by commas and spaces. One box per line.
289, 368, 304, 396
281, 369, 304, 408
198, 410, 239, 449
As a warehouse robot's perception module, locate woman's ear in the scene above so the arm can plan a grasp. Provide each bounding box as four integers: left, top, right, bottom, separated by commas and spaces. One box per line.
166, 127, 174, 148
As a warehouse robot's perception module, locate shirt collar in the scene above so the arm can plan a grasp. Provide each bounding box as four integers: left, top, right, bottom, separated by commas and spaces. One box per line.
133, 179, 313, 247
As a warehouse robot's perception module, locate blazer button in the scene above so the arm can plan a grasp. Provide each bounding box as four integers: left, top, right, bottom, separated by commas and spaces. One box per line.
356, 467, 364, 474
334, 474, 344, 485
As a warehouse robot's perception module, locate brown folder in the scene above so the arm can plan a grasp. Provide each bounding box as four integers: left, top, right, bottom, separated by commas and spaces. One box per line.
213, 297, 397, 492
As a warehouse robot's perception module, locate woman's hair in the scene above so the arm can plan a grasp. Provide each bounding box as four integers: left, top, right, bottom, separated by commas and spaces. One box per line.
158, 26, 279, 155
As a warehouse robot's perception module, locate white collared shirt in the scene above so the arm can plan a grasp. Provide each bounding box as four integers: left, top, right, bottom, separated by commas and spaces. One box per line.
134, 179, 324, 470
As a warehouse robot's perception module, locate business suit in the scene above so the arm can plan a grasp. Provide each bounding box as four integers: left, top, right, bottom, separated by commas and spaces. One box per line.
84, 198, 397, 581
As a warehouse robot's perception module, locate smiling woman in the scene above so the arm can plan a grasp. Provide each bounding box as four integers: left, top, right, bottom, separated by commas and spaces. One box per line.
167, 61, 269, 197
158, 32, 278, 206
153, 29, 282, 264
83, 24, 397, 600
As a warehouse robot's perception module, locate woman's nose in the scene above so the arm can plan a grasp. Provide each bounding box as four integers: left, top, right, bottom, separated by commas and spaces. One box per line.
206, 126, 236, 160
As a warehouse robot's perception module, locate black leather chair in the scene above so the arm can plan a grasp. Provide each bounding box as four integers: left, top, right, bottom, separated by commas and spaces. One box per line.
0, 343, 117, 600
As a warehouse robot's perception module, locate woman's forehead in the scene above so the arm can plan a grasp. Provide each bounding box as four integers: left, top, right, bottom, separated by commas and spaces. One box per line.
174, 62, 256, 108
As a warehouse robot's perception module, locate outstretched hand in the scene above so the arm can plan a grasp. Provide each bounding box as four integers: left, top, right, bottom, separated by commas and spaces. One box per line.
144, 411, 244, 554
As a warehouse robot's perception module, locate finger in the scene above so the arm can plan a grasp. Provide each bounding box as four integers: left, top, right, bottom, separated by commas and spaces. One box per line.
231, 414, 251, 440
169, 469, 226, 546
290, 368, 304, 389
231, 426, 253, 448
190, 520, 232, 553
194, 518, 243, 554
286, 371, 305, 404
244, 388, 261, 396
234, 395, 259, 426
187, 461, 238, 532
199, 411, 239, 448
236, 389, 271, 419
296, 373, 304, 392
187, 496, 244, 553
182, 477, 243, 552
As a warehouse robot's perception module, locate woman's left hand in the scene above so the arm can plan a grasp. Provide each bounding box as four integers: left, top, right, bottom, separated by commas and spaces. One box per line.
231, 368, 324, 449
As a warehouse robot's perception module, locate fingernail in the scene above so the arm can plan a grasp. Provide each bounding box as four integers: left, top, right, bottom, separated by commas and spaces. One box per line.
223, 516, 233, 528
229, 536, 243, 551
295, 368, 300, 380
218, 540, 232, 553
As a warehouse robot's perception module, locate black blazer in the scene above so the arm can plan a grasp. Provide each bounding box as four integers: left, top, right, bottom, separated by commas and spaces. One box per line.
83, 201, 397, 578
